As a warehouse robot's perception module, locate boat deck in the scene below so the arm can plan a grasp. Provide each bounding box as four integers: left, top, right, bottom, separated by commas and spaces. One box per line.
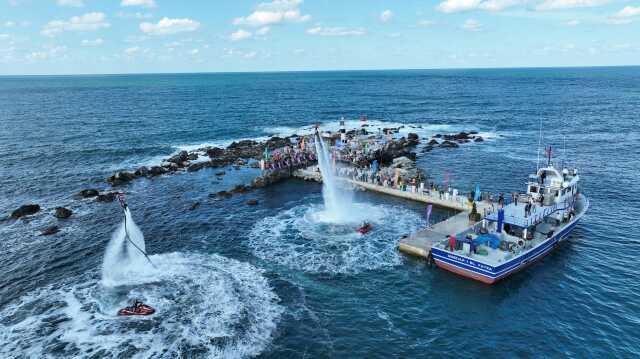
398, 211, 472, 258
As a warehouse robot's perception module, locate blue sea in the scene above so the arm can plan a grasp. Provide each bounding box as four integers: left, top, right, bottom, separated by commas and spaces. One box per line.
0, 67, 639, 358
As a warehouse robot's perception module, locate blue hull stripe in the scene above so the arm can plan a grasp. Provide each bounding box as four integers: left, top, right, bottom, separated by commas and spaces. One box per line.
431, 212, 584, 280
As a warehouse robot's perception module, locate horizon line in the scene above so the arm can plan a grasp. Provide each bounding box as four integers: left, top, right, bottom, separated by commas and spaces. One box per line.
0, 64, 638, 77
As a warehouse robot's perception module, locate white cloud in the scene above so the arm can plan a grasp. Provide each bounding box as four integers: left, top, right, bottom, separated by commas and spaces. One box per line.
41, 12, 110, 37
535, 0, 609, 11
461, 19, 482, 31
417, 19, 435, 27
256, 26, 270, 35
81, 38, 103, 46
566, 19, 580, 25
116, 12, 153, 19
57, 0, 83, 7
379, 9, 393, 23
306, 26, 365, 36
121, 0, 156, 8
438, 0, 480, 12
243, 51, 257, 59
125, 35, 147, 43
26, 45, 67, 61
229, 29, 252, 41
124, 46, 140, 55
140, 17, 200, 35
233, 0, 311, 27
613, 6, 640, 18
189, 48, 199, 55
4, 21, 15, 27
437, 0, 522, 12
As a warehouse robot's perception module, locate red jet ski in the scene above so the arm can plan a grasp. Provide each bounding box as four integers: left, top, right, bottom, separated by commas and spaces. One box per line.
117, 301, 155, 316
356, 223, 373, 234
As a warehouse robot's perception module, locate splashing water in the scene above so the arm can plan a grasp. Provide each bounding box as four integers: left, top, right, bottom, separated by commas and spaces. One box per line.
0, 253, 283, 358
313, 132, 356, 223
249, 202, 424, 274
101, 208, 153, 287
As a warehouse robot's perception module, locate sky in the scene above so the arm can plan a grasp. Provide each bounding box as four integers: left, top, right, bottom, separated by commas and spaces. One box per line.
0, 0, 638, 75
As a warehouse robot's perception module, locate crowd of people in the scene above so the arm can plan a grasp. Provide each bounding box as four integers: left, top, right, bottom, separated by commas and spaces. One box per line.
259, 137, 317, 172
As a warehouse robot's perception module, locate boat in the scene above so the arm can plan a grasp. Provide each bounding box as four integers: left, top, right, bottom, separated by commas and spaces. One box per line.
356, 223, 373, 234
117, 303, 155, 316
429, 160, 589, 284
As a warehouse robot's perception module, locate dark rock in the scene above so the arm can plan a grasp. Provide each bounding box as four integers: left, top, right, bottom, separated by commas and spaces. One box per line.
11, 204, 40, 218
470, 131, 478, 135
107, 171, 136, 185
440, 140, 459, 148
407, 133, 420, 146
187, 162, 210, 172
41, 225, 59, 236
421, 146, 434, 153
96, 192, 116, 202
249, 161, 260, 168
427, 139, 439, 146
216, 191, 233, 198
474, 136, 484, 142
407, 152, 417, 161
215, 171, 226, 176
231, 185, 250, 194
79, 189, 99, 198
206, 147, 225, 158
135, 166, 149, 176
265, 136, 291, 150
168, 150, 189, 164
434, 134, 442, 138
246, 199, 259, 206
54, 207, 72, 219
187, 153, 198, 161
233, 166, 241, 170
148, 166, 167, 176
189, 202, 200, 211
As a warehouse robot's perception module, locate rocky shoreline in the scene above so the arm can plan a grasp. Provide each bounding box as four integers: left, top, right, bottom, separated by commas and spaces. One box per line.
6, 129, 487, 235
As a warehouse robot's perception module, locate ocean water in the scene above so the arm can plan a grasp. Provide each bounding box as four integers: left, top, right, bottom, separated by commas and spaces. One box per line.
0, 67, 639, 358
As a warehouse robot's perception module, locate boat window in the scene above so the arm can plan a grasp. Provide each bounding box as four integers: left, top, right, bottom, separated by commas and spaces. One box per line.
529, 186, 538, 193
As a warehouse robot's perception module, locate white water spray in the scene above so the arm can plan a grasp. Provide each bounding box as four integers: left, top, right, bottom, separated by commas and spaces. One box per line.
313, 132, 356, 223
101, 208, 153, 287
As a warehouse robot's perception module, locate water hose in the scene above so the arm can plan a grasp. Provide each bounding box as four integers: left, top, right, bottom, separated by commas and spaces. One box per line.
119, 193, 156, 268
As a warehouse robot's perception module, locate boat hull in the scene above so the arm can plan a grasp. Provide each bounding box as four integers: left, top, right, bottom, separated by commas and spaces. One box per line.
431, 196, 588, 284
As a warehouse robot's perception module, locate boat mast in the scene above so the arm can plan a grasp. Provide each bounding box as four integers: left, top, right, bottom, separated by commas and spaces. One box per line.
536, 119, 542, 171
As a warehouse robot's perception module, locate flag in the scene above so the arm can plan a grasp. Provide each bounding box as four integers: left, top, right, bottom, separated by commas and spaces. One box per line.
371, 160, 378, 175
474, 184, 481, 202
263, 147, 269, 161
426, 204, 432, 227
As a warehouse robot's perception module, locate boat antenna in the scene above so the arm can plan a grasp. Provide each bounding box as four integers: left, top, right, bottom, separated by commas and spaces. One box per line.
536, 119, 543, 171
562, 135, 566, 170
118, 193, 156, 268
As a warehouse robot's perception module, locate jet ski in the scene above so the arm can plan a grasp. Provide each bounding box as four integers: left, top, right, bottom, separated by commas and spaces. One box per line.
356, 223, 373, 234
117, 301, 155, 316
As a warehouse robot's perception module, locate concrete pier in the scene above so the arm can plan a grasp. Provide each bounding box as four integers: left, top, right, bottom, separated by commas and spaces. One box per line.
293, 166, 493, 260
293, 166, 486, 212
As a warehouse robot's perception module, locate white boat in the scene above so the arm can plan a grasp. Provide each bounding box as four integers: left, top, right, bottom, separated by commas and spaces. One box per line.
430, 158, 589, 284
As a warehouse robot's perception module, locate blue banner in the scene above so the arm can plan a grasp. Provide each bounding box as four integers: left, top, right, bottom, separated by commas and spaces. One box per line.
426, 204, 433, 227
